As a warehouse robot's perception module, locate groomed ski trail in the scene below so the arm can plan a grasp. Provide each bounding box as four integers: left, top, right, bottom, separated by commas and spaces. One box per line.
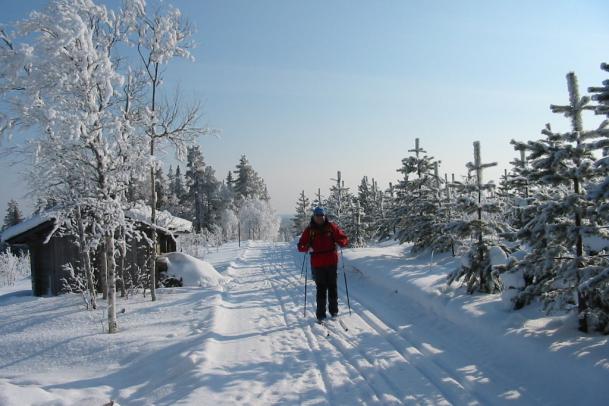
183, 241, 558, 405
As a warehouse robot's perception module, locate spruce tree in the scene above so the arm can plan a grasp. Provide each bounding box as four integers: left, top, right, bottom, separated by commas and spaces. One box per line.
292, 191, 310, 235
511, 72, 609, 332
325, 171, 351, 229
233, 155, 265, 204
447, 141, 509, 294
390, 139, 447, 252
185, 146, 207, 233
3, 200, 23, 231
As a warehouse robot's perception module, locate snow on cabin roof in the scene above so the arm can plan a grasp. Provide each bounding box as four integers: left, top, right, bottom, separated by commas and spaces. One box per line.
1, 204, 191, 245
0, 211, 60, 244
583, 236, 609, 252
125, 204, 192, 234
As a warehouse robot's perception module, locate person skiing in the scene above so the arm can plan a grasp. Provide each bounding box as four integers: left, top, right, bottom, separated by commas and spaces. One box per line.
298, 207, 349, 323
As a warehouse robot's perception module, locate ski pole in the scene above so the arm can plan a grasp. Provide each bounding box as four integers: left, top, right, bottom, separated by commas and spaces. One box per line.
303, 253, 308, 318
340, 247, 352, 316
300, 252, 307, 278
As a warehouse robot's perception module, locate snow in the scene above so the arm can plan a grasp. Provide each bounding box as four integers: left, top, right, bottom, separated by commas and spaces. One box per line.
0, 211, 58, 243
500, 269, 526, 309
583, 235, 609, 253
125, 203, 192, 233
0, 241, 608, 405
488, 245, 508, 266
157, 252, 229, 288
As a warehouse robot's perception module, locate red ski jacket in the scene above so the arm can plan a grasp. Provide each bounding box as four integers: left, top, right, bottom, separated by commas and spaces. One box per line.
297, 219, 349, 268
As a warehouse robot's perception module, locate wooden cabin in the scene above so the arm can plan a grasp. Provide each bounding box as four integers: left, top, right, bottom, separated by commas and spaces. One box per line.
1, 209, 191, 296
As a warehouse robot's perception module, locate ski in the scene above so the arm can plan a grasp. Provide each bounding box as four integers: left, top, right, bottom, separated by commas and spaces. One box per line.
328, 317, 348, 333
313, 320, 330, 337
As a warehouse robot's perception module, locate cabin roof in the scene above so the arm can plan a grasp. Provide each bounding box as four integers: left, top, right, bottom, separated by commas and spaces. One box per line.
125, 204, 192, 233
1, 211, 60, 245
1, 205, 190, 246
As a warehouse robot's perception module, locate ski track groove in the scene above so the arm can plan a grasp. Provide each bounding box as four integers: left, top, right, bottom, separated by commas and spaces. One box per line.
268, 246, 416, 405
267, 245, 383, 405
228, 242, 530, 405
267, 266, 336, 405
338, 259, 542, 406
336, 286, 482, 405
277, 244, 494, 405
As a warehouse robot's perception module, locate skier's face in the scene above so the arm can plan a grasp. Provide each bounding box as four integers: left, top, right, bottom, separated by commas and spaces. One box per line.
314, 214, 325, 225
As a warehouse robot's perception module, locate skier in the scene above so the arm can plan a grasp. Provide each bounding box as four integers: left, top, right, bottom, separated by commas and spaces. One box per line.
298, 207, 349, 323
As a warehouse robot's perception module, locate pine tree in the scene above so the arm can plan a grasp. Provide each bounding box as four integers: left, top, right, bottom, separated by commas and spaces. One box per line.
312, 188, 324, 209
184, 146, 222, 233
390, 139, 447, 252
2, 200, 23, 231
200, 165, 221, 232
357, 176, 376, 243
233, 155, 265, 204
447, 141, 509, 294
511, 72, 609, 332
226, 171, 235, 190
292, 190, 310, 235
174, 165, 186, 200
588, 62, 609, 116
325, 171, 352, 230
376, 182, 398, 241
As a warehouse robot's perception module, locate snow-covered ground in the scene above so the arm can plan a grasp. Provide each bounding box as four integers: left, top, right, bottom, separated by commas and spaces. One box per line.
1, 241, 608, 405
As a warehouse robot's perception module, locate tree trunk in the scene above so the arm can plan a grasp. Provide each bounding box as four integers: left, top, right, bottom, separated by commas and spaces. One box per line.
573, 176, 588, 332
150, 140, 157, 302
106, 232, 118, 333
76, 206, 97, 309
118, 226, 127, 298
100, 241, 108, 300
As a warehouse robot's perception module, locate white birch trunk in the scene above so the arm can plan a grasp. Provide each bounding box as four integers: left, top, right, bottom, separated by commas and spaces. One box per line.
106, 232, 118, 334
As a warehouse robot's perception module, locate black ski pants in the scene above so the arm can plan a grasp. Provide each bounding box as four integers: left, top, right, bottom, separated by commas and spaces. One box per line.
312, 265, 338, 320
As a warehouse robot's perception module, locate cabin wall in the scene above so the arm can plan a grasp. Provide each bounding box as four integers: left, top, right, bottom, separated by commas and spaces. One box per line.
30, 243, 46, 297
22, 225, 179, 297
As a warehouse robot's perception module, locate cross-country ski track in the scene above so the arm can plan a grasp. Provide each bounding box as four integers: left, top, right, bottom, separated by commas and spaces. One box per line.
2, 240, 608, 405
168, 241, 591, 405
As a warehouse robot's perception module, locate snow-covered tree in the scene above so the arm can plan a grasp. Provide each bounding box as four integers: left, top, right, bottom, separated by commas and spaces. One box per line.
511, 72, 609, 332
0, 0, 160, 332
447, 141, 510, 294
325, 171, 351, 229
238, 198, 280, 241
356, 176, 382, 243
218, 208, 239, 241
2, 199, 23, 231
311, 188, 325, 209
292, 190, 310, 235
376, 182, 398, 241
155, 167, 169, 211
389, 139, 448, 252
126, 1, 208, 301
184, 146, 221, 233
233, 155, 266, 204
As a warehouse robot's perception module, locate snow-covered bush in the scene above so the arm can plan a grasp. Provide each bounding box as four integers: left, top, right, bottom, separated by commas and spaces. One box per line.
0, 248, 30, 287
60, 263, 96, 309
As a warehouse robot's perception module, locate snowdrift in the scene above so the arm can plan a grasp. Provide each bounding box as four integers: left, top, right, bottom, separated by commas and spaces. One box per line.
158, 252, 229, 289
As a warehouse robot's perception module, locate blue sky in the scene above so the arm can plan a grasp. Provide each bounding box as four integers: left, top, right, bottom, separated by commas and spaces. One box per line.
1, 0, 609, 215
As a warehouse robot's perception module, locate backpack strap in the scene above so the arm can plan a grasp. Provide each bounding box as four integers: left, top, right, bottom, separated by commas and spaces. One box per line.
308, 223, 336, 254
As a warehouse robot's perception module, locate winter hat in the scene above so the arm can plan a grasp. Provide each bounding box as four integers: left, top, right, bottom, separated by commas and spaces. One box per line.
313, 207, 326, 216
